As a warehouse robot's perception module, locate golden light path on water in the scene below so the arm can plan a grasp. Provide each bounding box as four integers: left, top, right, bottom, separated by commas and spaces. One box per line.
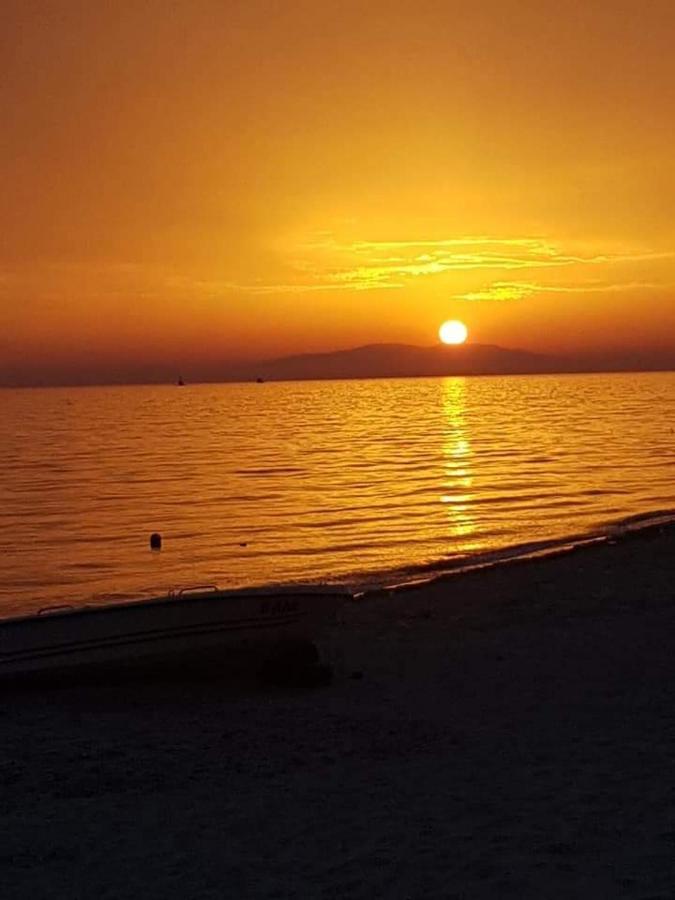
1, 372, 675, 617
441, 378, 478, 546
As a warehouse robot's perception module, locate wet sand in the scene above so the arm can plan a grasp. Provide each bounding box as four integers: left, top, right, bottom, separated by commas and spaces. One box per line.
3, 526, 675, 898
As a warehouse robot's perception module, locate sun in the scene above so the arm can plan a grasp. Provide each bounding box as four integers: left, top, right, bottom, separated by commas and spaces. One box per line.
439, 320, 469, 345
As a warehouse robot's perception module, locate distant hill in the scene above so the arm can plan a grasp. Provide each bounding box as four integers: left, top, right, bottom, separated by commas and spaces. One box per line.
223, 343, 564, 382
3, 342, 673, 387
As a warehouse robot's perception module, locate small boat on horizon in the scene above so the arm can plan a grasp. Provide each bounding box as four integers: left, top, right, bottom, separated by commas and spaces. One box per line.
0, 585, 349, 680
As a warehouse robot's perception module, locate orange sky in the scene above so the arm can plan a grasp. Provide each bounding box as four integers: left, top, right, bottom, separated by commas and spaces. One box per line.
2, 1, 675, 383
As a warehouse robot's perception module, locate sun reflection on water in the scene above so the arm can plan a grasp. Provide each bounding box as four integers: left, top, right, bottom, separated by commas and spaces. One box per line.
440, 378, 478, 543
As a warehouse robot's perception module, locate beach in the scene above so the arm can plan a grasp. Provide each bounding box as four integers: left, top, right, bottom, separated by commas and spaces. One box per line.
3, 525, 675, 899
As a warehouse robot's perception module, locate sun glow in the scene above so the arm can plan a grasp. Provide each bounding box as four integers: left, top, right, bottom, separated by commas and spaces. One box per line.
439, 320, 469, 345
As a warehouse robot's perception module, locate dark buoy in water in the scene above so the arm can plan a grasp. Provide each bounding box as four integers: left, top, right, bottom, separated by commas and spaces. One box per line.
150, 532, 162, 551
256, 377, 264, 384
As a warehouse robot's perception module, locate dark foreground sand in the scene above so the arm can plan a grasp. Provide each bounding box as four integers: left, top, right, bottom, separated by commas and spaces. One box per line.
3, 527, 675, 899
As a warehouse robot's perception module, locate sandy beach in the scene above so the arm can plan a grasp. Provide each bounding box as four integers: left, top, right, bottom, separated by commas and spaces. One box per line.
3, 525, 675, 899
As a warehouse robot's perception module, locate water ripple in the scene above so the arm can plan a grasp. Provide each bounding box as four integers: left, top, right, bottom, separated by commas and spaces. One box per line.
1, 372, 674, 616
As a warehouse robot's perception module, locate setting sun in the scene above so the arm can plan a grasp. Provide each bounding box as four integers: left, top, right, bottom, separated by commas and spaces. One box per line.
439, 320, 469, 346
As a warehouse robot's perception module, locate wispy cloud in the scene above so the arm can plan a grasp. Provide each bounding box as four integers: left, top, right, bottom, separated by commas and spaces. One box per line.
6, 235, 669, 301
225, 234, 673, 294
456, 279, 674, 301
166, 277, 378, 296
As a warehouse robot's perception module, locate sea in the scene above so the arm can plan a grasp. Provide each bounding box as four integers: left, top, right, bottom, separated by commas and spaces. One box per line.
1, 372, 674, 618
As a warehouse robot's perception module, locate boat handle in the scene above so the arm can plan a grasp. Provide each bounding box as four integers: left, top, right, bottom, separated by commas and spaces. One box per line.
38, 604, 75, 615
171, 585, 220, 598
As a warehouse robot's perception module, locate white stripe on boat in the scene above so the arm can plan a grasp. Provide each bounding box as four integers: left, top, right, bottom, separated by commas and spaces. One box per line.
0, 585, 350, 677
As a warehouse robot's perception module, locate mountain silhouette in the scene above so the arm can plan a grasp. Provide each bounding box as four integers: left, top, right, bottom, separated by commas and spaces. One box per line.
224, 342, 564, 382
5, 342, 672, 387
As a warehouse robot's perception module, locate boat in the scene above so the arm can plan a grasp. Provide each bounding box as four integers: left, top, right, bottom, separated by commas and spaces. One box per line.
0, 584, 349, 679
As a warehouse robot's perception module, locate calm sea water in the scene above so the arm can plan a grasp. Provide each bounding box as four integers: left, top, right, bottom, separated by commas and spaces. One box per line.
1, 373, 674, 617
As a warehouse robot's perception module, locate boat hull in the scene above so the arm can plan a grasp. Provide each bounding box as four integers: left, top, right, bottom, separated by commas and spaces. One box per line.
0, 587, 348, 678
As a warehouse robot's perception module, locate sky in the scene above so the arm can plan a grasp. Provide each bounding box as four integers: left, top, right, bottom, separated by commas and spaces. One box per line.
2, 0, 675, 383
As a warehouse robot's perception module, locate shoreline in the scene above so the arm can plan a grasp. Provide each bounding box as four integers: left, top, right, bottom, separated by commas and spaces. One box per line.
377, 511, 675, 594
4, 508, 675, 624
345, 506, 675, 597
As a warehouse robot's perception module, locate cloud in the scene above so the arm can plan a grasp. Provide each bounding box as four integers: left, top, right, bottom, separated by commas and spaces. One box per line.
455, 279, 674, 301
5, 235, 670, 301
223, 234, 673, 294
